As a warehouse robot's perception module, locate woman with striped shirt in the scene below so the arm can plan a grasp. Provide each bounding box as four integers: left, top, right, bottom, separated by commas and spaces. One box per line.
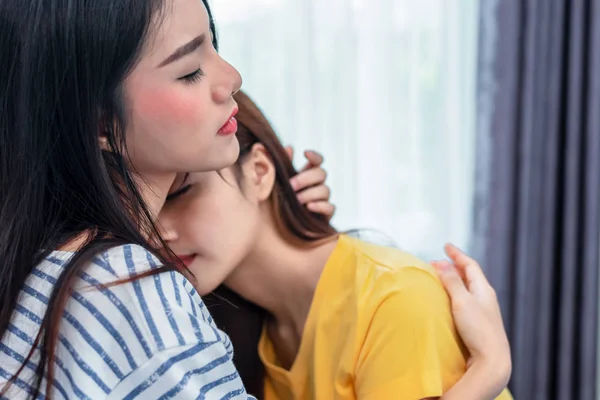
0, 0, 334, 396
0, 0, 280, 398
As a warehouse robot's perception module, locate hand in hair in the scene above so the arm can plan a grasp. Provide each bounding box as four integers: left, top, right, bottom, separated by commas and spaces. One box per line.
286, 147, 336, 220
431, 245, 512, 400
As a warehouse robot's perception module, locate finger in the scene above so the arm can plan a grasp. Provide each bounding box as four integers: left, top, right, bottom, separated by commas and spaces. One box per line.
297, 185, 331, 205
289, 168, 327, 192
432, 260, 470, 300
444, 243, 477, 267
444, 243, 488, 289
285, 146, 294, 161
306, 201, 336, 219
300, 150, 324, 171
431, 259, 466, 281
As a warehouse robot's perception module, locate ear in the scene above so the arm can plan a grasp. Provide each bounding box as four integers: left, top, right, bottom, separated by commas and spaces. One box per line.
99, 134, 110, 151
241, 143, 276, 202
99, 112, 114, 152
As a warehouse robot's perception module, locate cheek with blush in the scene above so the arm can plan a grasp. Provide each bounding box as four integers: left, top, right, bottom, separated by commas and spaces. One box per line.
135, 86, 208, 130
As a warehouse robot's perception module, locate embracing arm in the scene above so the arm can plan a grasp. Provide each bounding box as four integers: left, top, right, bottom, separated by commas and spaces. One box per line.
432, 245, 512, 400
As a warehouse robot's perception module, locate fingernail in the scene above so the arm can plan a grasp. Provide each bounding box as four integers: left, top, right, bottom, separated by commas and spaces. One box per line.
289, 179, 298, 190
436, 261, 451, 271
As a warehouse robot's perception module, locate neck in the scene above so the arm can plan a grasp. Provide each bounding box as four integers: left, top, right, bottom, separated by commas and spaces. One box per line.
225, 229, 339, 339
134, 172, 177, 218
59, 171, 176, 252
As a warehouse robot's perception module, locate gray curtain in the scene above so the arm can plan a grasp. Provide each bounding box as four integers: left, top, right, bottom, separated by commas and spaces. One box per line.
473, 0, 600, 399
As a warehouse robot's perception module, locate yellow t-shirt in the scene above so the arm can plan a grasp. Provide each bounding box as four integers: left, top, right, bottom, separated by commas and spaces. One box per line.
258, 235, 513, 399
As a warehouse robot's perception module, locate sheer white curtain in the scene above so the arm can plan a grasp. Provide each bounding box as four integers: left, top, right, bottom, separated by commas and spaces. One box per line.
212, 0, 479, 260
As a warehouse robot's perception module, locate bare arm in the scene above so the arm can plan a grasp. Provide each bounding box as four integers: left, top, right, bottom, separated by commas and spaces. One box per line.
432, 245, 512, 400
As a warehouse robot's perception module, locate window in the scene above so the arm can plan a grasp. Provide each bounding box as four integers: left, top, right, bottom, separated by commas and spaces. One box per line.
213, 0, 479, 260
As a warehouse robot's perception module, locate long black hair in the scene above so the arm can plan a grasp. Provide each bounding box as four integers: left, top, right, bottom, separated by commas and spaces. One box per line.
0, 0, 215, 397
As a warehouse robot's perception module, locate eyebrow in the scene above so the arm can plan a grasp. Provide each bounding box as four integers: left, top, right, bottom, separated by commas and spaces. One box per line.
157, 35, 205, 68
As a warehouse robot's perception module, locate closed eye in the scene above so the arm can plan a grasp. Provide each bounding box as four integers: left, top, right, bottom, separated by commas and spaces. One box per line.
166, 184, 192, 201
179, 69, 204, 84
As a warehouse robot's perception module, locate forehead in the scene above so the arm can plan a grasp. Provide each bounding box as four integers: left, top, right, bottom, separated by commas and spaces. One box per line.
142, 0, 209, 66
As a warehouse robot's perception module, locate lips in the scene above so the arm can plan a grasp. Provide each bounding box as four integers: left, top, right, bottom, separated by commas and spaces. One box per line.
176, 254, 197, 267
217, 107, 239, 136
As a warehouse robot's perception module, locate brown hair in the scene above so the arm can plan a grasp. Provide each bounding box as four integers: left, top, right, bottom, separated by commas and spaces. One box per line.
233, 90, 336, 241
207, 90, 336, 396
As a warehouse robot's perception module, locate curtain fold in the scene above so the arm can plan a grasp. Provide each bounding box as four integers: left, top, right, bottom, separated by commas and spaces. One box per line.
475, 1, 600, 398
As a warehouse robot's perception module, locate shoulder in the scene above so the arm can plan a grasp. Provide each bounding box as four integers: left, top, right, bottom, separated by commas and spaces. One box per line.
19, 245, 237, 398
95, 243, 163, 278
349, 240, 467, 398
59, 243, 230, 366
341, 235, 442, 290
337, 236, 451, 321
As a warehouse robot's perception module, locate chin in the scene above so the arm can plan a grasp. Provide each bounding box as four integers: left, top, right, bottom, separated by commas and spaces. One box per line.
206, 137, 241, 171
223, 139, 241, 166
188, 265, 232, 297
196, 285, 215, 297
196, 275, 229, 296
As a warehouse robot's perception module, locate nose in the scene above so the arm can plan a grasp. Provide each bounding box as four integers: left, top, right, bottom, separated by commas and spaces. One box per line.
158, 220, 178, 243
212, 57, 242, 104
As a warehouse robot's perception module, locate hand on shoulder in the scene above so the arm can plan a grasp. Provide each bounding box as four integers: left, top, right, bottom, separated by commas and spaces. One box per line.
432, 244, 512, 399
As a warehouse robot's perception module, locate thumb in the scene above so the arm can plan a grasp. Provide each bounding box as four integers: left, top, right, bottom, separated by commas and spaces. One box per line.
285, 146, 294, 161
432, 261, 470, 300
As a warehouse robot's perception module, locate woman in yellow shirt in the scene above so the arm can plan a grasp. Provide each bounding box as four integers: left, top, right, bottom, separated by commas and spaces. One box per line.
159, 91, 513, 399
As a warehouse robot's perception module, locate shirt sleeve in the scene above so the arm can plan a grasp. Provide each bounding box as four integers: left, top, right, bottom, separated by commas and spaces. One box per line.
107, 339, 253, 399
96, 245, 254, 399
354, 267, 468, 400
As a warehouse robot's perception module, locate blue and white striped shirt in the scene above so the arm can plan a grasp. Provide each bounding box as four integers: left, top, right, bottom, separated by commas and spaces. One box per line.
0, 244, 254, 399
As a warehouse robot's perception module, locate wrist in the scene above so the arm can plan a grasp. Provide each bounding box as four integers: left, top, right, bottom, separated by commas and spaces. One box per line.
466, 358, 510, 398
